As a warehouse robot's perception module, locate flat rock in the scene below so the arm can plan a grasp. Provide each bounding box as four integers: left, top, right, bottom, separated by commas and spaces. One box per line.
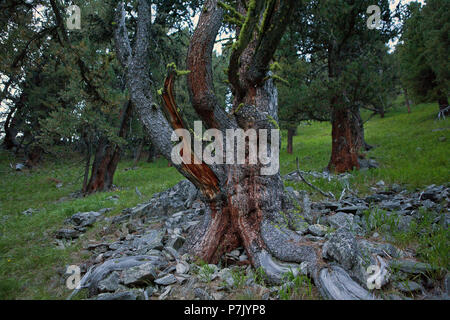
328, 212, 360, 232
98, 271, 120, 292
308, 224, 328, 237
55, 229, 81, 240
322, 228, 358, 270
155, 274, 177, 286
121, 262, 157, 286
132, 230, 164, 251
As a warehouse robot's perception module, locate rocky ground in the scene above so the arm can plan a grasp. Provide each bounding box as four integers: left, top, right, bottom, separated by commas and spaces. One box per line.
56, 174, 449, 300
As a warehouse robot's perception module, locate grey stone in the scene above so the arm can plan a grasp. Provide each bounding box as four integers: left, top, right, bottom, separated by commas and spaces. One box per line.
132, 229, 164, 251
322, 202, 340, 211
55, 229, 81, 240
308, 224, 328, 237
78, 255, 168, 296
21, 208, 37, 216
98, 271, 120, 292
328, 212, 361, 233
166, 235, 185, 250
397, 215, 414, 232
380, 201, 402, 211
155, 274, 177, 286
175, 261, 190, 275
66, 211, 103, 228
218, 268, 234, 287
322, 228, 358, 270
365, 194, 389, 203
337, 205, 367, 215
121, 262, 157, 286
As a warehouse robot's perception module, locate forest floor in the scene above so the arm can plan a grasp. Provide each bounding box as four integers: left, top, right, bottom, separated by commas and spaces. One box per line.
0, 99, 448, 299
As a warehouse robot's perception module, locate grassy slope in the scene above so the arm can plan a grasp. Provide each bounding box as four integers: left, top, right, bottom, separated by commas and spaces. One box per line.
0, 101, 448, 299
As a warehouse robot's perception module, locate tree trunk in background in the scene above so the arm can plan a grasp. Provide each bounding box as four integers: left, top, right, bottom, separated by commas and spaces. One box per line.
351, 106, 373, 152
287, 127, 296, 154
404, 88, 411, 113
133, 139, 144, 167
328, 102, 360, 173
85, 100, 132, 194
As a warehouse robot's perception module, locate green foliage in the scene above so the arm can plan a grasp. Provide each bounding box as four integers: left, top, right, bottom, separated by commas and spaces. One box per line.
278, 269, 314, 300
397, 0, 449, 105
230, 268, 248, 288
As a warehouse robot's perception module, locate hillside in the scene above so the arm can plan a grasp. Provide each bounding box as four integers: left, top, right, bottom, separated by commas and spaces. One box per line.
0, 101, 448, 299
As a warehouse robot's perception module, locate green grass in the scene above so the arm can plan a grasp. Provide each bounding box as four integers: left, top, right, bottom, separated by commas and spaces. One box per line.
0, 155, 183, 299
0, 100, 449, 299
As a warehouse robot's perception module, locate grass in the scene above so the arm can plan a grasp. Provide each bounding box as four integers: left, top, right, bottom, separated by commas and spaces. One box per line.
277, 270, 316, 300
0, 155, 183, 299
0, 100, 449, 299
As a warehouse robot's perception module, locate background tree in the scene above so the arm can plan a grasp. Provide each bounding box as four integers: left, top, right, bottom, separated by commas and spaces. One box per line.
285, 0, 396, 172
397, 0, 449, 115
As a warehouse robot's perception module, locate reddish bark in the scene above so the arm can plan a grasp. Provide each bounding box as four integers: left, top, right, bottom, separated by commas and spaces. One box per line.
161, 70, 220, 199
328, 105, 360, 173
85, 101, 133, 194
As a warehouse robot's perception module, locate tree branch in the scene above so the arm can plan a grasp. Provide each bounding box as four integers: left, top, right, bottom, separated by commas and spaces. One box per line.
186, 0, 237, 130
114, 0, 221, 199
114, 1, 132, 69
247, 0, 298, 85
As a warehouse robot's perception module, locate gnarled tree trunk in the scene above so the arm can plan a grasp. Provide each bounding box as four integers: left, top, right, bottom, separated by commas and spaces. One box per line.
114, 0, 374, 299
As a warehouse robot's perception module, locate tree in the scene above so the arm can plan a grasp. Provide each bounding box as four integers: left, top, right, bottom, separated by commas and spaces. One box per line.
115, 0, 310, 281
289, 0, 395, 173
114, 0, 379, 298
397, 0, 449, 115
